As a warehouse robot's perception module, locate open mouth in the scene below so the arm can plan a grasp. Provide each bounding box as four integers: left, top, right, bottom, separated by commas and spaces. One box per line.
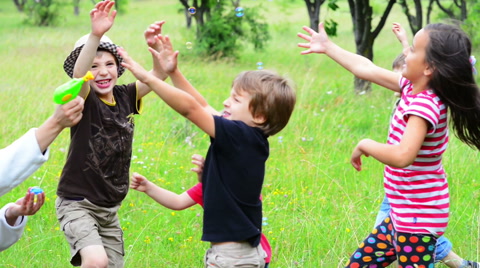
95, 79, 111, 89
222, 111, 231, 118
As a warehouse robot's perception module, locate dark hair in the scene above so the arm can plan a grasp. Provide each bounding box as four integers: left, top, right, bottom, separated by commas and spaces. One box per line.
232, 70, 296, 136
424, 23, 480, 150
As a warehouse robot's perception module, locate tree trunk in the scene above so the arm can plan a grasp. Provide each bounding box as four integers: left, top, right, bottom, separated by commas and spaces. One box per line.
303, 0, 325, 32
12, 0, 27, 12
398, 0, 422, 35
426, 0, 434, 24
347, 0, 396, 93
73, 0, 80, 16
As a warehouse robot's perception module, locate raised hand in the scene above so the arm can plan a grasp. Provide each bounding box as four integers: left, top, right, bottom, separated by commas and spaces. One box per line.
297, 22, 330, 55
392, 22, 409, 49
90, 0, 117, 37
144, 21, 166, 49
154, 34, 179, 75
118, 47, 151, 82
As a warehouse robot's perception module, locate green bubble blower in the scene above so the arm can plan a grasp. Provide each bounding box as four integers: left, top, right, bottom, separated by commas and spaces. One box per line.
53, 71, 94, 104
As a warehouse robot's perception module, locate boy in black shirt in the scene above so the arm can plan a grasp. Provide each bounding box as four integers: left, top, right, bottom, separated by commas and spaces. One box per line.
118, 33, 296, 267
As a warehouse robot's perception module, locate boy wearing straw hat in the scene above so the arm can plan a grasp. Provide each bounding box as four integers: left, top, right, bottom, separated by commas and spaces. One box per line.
54, 1, 166, 267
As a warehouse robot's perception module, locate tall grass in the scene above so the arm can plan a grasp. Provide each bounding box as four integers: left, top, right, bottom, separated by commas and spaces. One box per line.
0, 0, 479, 267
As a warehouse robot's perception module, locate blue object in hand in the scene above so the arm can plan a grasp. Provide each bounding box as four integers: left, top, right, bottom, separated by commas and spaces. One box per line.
29, 187, 44, 195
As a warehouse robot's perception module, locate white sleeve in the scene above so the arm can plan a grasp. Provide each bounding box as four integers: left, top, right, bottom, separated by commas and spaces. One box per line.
0, 128, 49, 197
0, 203, 27, 252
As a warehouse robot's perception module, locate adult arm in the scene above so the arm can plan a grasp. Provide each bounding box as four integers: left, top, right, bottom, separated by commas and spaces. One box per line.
0, 97, 83, 196
0, 204, 27, 252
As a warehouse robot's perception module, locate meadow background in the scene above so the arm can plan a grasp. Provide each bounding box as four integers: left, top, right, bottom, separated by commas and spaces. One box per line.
0, 0, 479, 267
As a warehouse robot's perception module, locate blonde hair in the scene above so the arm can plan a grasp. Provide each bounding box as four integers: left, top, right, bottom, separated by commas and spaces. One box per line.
232, 70, 296, 136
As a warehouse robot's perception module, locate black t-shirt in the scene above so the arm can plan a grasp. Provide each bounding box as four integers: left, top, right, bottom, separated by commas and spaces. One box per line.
202, 116, 269, 247
57, 83, 141, 207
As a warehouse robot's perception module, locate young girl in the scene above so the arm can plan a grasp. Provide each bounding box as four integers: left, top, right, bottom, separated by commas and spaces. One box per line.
298, 22, 480, 267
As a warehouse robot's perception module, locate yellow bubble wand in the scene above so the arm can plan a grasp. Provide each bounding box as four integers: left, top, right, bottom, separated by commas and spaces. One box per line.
53, 71, 94, 104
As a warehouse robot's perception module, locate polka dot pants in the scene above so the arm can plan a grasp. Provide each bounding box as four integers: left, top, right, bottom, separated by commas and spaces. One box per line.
344, 216, 437, 268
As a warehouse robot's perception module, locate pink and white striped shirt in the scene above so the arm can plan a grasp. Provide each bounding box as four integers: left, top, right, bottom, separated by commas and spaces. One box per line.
385, 77, 449, 236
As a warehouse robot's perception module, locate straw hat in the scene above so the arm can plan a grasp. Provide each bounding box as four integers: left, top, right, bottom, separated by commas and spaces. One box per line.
63, 34, 125, 78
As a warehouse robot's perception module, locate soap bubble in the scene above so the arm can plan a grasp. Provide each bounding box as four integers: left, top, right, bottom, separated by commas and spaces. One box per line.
188, 7, 196, 15
256, 62, 264, 70
235, 7, 244, 17
186, 42, 193, 50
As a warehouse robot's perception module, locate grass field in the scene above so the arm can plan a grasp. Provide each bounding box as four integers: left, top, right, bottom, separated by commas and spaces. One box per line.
0, 0, 479, 267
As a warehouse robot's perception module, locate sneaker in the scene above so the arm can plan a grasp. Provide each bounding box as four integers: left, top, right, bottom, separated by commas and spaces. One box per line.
466, 260, 480, 268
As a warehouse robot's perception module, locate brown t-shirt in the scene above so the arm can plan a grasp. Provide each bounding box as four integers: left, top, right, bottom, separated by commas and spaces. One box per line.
57, 83, 142, 207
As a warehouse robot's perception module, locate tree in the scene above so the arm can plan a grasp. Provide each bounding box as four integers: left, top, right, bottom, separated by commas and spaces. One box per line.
397, 0, 423, 34
178, 0, 212, 33
399, 0, 470, 37
435, 0, 467, 21
303, 0, 338, 34
304, 0, 326, 32
12, 0, 28, 12
347, 0, 397, 93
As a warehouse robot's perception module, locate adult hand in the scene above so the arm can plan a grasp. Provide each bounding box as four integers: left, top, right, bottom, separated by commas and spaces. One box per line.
5, 189, 45, 226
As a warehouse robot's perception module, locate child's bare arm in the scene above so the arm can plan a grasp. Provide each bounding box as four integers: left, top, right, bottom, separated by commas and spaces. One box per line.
118, 46, 216, 137
137, 21, 169, 99
351, 116, 428, 171
392, 22, 410, 49
130, 173, 196, 210
297, 22, 401, 92
190, 154, 205, 182
152, 34, 219, 115
73, 0, 117, 99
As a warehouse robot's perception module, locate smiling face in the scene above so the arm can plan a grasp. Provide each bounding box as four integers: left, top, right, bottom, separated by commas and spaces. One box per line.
221, 89, 258, 127
402, 29, 431, 85
89, 50, 118, 102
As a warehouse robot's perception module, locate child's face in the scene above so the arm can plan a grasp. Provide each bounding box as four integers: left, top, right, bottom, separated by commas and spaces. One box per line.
222, 89, 257, 126
89, 51, 118, 100
402, 29, 429, 82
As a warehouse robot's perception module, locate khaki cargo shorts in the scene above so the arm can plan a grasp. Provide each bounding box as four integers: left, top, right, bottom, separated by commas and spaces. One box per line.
55, 197, 124, 267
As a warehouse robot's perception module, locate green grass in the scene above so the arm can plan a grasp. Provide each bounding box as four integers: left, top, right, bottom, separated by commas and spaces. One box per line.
0, 0, 479, 267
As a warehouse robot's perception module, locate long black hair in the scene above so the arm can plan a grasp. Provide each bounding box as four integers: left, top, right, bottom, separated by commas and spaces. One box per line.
425, 23, 480, 150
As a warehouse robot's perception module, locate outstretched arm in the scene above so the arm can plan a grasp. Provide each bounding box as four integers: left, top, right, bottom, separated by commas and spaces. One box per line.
73, 0, 117, 99
35, 97, 84, 152
130, 173, 196, 210
392, 22, 410, 49
136, 21, 169, 99
297, 22, 401, 92
118, 46, 216, 137
152, 34, 219, 115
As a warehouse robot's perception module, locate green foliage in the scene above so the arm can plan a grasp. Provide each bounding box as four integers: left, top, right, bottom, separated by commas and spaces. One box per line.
23, 0, 63, 26
1, 0, 480, 266
115, 0, 129, 14
462, 1, 480, 51
196, 3, 270, 59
